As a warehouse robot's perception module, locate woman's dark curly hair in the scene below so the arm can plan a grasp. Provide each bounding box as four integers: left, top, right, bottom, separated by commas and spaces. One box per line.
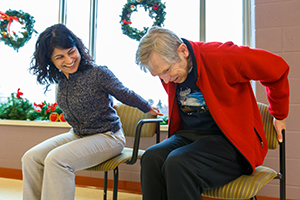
29, 23, 94, 92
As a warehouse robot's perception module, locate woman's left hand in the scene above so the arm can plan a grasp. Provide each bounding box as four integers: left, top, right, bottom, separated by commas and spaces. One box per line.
149, 107, 163, 116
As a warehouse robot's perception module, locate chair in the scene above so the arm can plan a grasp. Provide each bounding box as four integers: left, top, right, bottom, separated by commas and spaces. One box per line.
202, 102, 286, 200
85, 104, 162, 200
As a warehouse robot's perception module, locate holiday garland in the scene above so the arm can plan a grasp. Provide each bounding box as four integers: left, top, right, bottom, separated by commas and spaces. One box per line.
0, 88, 64, 121
0, 9, 37, 51
120, 0, 166, 41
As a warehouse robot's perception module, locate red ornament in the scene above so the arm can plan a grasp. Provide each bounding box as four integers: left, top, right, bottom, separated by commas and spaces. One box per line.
59, 113, 66, 122
153, 4, 159, 10
49, 112, 59, 122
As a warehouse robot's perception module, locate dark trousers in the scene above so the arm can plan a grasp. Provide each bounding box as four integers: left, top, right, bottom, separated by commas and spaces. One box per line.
140, 132, 248, 200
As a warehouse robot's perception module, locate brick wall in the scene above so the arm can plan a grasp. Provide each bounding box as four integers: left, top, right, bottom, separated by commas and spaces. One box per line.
255, 0, 300, 199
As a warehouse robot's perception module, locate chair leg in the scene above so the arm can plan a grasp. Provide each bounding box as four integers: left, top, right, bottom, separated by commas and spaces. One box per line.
279, 132, 286, 200
112, 167, 119, 200
103, 171, 108, 200
280, 177, 286, 200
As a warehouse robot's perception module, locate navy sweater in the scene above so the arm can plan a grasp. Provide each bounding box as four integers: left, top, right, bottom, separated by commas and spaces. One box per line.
57, 65, 151, 136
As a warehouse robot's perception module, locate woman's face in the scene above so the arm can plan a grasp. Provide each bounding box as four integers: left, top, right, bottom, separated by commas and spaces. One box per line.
51, 46, 81, 79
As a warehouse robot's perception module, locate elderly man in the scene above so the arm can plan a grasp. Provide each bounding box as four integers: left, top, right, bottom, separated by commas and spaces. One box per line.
135, 26, 289, 200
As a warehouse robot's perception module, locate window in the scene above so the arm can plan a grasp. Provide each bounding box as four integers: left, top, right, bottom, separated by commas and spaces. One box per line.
95, 0, 244, 115
206, 0, 243, 44
64, 1, 90, 48
0, 0, 59, 103
96, 0, 200, 115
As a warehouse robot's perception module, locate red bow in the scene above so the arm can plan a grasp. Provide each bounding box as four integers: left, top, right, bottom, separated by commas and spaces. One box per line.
0, 11, 20, 37
16, 88, 23, 99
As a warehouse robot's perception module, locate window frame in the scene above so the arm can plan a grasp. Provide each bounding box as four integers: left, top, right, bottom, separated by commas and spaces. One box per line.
60, 0, 253, 59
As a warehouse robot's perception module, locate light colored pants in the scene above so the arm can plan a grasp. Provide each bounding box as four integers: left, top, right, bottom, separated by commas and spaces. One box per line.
22, 128, 126, 200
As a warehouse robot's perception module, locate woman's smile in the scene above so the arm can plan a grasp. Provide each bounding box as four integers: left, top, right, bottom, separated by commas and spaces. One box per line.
64, 62, 75, 67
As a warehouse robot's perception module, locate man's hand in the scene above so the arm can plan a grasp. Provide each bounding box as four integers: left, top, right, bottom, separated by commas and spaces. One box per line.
273, 118, 286, 143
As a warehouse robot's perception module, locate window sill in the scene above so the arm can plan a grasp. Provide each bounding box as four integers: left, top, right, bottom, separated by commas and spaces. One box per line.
0, 119, 169, 131
160, 125, 168, 132
0, 119, 71, 128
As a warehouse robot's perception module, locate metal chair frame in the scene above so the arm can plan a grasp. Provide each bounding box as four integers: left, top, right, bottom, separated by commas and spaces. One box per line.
250, 129, 286, 200
102, 118, 162, 200
202, 102, 287, 200
253, 129, 286, 200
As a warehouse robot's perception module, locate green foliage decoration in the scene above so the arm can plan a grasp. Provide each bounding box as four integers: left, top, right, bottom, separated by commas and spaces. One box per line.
158, 115, 168, 125
0, 89, 63, 121
120, 0, 166, 41
0, 89, 33, 120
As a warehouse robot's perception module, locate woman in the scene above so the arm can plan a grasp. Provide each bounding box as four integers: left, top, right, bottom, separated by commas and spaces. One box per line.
22, 24, 161, 200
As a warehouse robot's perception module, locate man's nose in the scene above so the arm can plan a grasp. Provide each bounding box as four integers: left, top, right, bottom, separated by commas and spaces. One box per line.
159, 73, 170, 84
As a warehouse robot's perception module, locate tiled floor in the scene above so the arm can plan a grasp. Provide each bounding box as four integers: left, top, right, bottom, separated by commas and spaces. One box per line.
0, 177, 142, 200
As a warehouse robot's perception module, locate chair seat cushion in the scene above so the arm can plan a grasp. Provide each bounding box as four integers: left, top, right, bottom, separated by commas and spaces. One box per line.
86, 147, 145, 171
202, 166, 277, 199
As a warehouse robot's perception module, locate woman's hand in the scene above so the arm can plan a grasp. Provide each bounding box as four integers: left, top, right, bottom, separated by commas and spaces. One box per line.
149, 107, 163, 116
273, 118, 286, 143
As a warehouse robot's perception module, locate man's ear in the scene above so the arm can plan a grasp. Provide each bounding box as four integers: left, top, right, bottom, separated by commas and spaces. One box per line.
177, 44, 189, 58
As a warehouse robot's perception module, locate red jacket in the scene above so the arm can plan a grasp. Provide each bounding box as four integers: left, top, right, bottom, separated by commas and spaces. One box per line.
163, 40, 289, 173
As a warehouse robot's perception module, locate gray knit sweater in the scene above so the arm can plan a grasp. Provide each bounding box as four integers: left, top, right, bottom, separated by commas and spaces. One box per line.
57, 65, 151, 136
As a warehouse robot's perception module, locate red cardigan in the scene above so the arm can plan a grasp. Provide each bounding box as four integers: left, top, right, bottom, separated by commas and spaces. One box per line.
163, 40, 289, 172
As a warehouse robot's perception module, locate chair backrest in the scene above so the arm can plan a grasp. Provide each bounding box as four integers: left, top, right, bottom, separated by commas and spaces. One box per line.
257, 102, 279, 149
115, 104, 157, 137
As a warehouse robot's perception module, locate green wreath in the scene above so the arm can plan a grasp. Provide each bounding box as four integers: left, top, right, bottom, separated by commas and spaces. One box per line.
120, 0, 166, 41
0, 9, 37, 51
